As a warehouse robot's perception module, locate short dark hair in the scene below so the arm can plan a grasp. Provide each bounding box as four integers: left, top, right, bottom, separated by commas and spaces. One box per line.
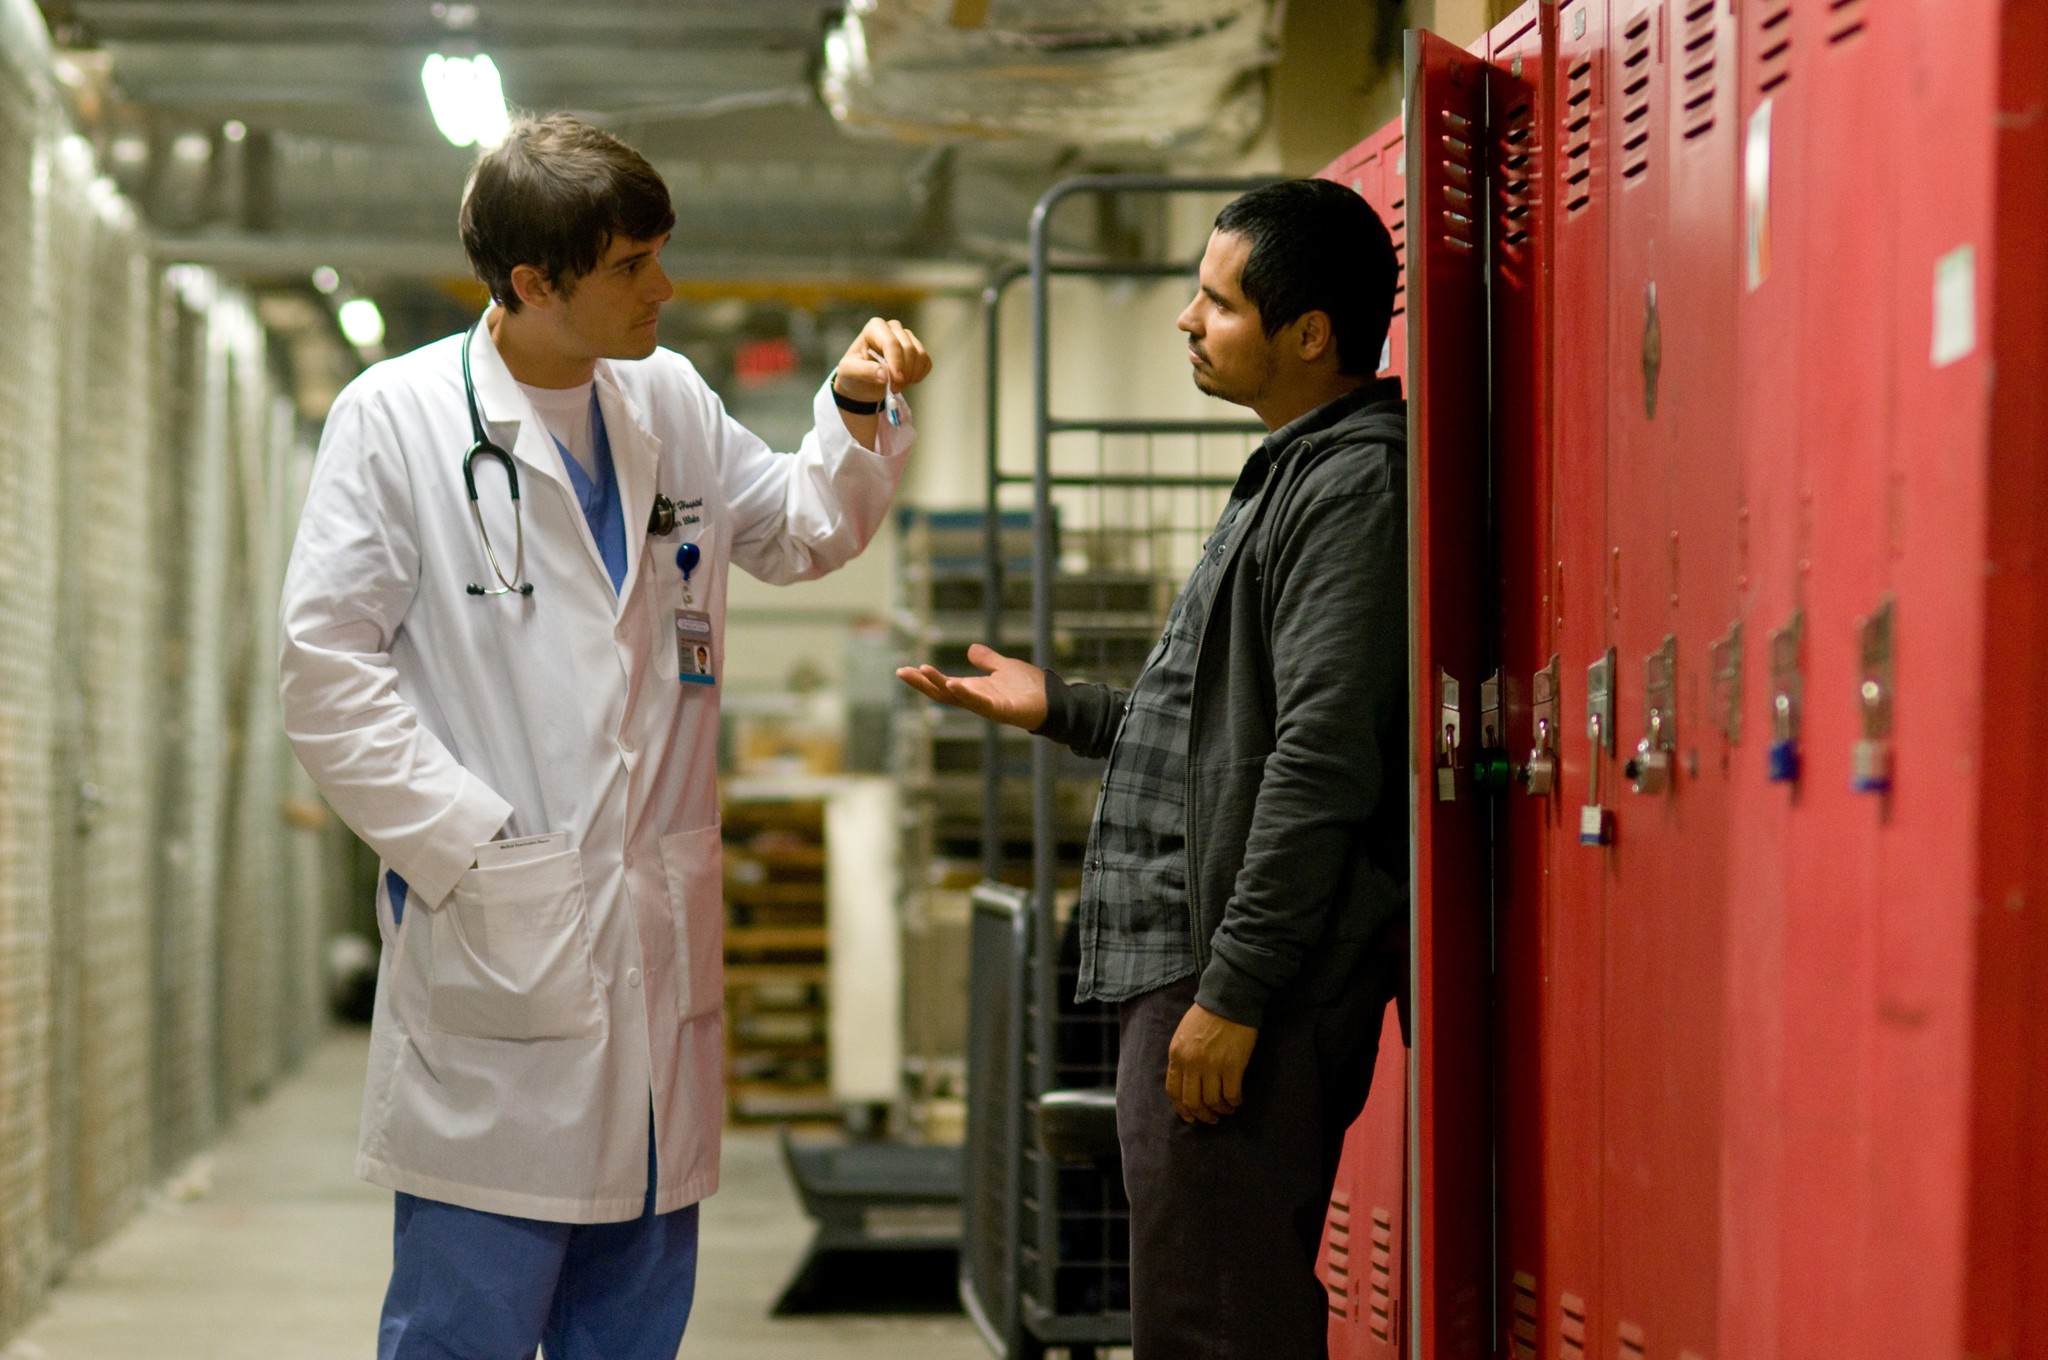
458, 114, 676, 312
1213, 179, 1398, 377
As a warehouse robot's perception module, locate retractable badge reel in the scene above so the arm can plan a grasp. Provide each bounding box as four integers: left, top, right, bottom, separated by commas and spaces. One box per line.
674, 541, 715, 686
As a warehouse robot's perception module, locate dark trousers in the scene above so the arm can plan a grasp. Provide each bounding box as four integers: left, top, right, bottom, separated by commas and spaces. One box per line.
1116, 958, 1401, 1360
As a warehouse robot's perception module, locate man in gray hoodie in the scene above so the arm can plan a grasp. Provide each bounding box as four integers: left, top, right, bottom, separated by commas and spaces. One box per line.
900, 178, 1407, 1357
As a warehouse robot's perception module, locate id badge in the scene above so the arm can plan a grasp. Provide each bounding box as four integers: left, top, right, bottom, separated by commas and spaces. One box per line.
675, 608, 716, 686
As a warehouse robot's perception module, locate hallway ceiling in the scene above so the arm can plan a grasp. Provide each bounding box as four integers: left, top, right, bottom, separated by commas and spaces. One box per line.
34, 0, 1249, 295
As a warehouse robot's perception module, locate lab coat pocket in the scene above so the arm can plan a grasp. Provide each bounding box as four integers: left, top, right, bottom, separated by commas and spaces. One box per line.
659, 824, 725, 1024
427, 848, 606, 1041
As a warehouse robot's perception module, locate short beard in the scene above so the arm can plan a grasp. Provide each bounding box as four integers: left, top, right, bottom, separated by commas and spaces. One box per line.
1190, 363, 1265, 411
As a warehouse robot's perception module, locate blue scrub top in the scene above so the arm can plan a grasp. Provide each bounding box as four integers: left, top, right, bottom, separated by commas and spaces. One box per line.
558, 389, 628, 595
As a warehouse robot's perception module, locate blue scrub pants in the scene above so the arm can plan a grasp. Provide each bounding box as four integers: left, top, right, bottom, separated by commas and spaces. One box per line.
378, 1126, 698, 1360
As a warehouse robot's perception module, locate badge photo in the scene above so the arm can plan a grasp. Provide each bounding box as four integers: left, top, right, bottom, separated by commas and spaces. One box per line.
675, 608, 716, 686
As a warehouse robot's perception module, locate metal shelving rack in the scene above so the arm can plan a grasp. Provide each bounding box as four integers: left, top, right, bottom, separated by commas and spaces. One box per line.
961, 174, 1274, 1360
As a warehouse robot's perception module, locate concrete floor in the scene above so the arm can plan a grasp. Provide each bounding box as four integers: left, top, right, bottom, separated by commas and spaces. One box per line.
0, 1029, 984, 1360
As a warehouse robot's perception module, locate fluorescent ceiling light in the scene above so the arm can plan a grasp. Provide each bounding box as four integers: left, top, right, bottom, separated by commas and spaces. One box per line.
422, 52, 510, 149
338, 297, 385, 349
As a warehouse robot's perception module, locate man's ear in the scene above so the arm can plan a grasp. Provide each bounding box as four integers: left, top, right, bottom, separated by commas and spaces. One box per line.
1294, 309, 1336, 365
509, 263, 554, 311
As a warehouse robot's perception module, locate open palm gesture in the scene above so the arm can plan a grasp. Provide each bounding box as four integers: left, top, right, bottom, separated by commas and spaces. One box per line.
895, 643, 1047, 731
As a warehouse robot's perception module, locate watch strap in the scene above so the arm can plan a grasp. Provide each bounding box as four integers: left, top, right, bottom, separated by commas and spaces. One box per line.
828, 370, 883, 416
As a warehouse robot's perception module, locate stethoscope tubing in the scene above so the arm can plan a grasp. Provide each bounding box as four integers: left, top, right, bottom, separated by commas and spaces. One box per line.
459, 319, 679, 599
461, 321, 534, 597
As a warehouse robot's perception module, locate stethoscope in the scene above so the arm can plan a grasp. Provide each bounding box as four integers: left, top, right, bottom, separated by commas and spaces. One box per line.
461, 321, 678, 597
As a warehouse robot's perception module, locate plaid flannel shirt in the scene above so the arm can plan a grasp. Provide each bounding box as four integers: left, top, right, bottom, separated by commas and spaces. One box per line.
1073, 489, 1254, 1005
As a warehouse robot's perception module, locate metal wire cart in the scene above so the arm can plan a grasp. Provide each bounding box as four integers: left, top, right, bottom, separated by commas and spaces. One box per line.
960, 175, 1273, 1360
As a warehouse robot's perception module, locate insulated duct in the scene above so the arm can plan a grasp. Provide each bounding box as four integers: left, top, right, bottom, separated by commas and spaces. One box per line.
821, 0, 1281, 149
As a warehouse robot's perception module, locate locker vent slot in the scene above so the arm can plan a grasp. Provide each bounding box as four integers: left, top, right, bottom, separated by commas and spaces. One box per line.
1560, 1291, 1589, 1360
1324, 1190, 1351, 1318
1497, 99, 1538, 248
1619, 1321, 1649, 1359
1509, 1270, 1539, 1359
1564, 57, 1596, 213
1828, 0, 1867, 42
1387, 137, 1408, 317
1680, 0, 1718, 139
1390, 213, 1408, 317
1439, 110, 1479, 252
1369, 1206, 1396, 1343
1619, 12, 1655, 181
1756, 2, 1794, 92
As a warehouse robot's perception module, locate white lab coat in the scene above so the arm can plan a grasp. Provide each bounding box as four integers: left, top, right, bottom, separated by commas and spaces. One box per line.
279, 318, 912, 1222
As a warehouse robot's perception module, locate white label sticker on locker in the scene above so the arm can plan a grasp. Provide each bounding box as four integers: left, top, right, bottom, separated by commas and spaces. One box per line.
1932, 244, 1976, 368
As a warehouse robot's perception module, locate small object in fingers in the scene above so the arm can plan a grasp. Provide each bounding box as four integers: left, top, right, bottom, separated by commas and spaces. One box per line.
865, 346, 902, 426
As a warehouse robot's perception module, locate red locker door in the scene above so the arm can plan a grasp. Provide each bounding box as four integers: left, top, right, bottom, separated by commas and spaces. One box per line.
1720, 0, 1813, 1352
1876, 0, 1997, 1355
1483, 6, 1558, 1360
1543, 0, 1614, 1352
1594, 0, 1737, 1353
1321, 120, 1414, 389
1405, 28, 1492, 1360
1967, 4, 2048, 1356
1781, 0, 1908, 1352
1597, 2, 1672, 1350
1318, 1012, 1410, 1358
1315, 121, 1413, 1360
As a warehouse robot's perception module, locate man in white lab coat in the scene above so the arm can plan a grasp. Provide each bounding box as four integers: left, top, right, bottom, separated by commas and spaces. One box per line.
278, 114, 930, 1359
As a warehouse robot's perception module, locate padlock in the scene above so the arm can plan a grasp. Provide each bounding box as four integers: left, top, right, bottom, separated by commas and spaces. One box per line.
1851, 737, 1892, 794
1625, 740, 1671, 796
1521, 751, 1557, 797
1437, 760, 1457, 802
1766, 738, 1800, 783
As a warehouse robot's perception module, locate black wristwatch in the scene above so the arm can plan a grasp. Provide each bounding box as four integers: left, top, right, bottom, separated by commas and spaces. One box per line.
828, 369, 883, 416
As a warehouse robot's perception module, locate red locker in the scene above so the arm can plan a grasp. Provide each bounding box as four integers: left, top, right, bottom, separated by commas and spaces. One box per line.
1728, 0, 1900, 1353
1540, 0, 1616, 1353
1967, 5, 2048, 1354
1318, 1012, 1410, 1357
1599, 0, 1741, 1353
1316, 117, 1413, 1360
1405, 29, 1493, 1360
1719, 0, 1814, 1352
1314, 6, 2048, 1357
1874, 0, 1997, 1354
1482, 7, 1556, 1360
1323, 121, 1414, 388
